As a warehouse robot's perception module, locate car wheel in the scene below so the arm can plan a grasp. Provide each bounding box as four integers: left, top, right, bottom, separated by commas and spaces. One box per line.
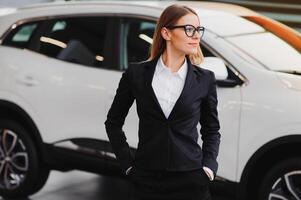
258, 157, 301, 200
0, 119, 50, 198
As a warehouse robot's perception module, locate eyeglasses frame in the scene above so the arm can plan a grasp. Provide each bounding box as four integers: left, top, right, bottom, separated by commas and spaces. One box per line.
165, 24, 205, 38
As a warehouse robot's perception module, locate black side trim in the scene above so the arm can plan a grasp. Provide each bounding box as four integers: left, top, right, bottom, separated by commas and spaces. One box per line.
44, 143, 122, 176
44, 139, 136, 176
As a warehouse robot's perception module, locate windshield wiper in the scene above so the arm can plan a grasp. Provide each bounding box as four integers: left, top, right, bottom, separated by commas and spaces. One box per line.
276, 70, 301, 75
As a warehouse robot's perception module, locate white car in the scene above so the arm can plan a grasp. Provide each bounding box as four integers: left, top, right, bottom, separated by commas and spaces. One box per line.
0, 1, 300, 199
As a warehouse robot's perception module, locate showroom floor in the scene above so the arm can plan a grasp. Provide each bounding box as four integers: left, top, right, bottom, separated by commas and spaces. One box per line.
3, 170, 235, 200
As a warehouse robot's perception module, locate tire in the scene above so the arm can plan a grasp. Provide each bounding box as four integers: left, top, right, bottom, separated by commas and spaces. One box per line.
258, 157, 301, 200
0, 119, 50, 198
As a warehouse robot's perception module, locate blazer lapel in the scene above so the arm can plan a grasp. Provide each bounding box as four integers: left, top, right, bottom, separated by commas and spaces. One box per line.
143, 56, 167, 120
168, 56, 198, 120
143, 55, 199, 121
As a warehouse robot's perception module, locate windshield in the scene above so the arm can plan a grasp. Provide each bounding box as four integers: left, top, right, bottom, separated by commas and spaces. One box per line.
203, 13, 301, 71
227, 31, 301, 71
229, 16, 301, 71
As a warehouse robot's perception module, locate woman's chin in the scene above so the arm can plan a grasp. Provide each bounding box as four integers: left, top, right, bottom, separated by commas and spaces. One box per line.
185, 49, 197, 55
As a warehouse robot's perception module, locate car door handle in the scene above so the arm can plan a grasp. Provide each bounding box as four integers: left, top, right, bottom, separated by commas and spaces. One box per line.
16, 75, 39, 87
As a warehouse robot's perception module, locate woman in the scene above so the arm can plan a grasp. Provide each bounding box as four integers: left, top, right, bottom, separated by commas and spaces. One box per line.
104, 4, 221, 200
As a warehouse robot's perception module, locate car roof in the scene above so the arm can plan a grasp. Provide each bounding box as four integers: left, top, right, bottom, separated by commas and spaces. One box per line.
17, 1, 259, 17
0, 1, 262, 39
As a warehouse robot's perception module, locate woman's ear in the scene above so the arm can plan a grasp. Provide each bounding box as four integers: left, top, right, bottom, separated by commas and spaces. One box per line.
161, 27, 171, 41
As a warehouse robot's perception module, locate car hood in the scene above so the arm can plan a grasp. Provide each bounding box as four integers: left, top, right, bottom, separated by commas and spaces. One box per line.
276, 71, 301, 92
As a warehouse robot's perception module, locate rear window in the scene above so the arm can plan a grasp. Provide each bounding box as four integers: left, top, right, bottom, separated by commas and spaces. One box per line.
2, 22, 38, 49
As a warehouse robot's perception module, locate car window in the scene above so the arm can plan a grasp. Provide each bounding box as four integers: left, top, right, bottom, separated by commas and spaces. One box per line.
121, 17, 229, 70
202, 14, 301, 71
227, 32, 301, 71
37, 16, 118, 69
120, 18, 156, 69
2, 22, 39, 49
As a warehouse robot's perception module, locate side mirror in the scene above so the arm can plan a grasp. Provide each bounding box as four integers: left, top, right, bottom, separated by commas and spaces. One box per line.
199, 57, 228, 80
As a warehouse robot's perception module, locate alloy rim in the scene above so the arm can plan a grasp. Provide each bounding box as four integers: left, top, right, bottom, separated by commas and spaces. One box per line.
268, 171, 301, 200
0, 129, 28, 190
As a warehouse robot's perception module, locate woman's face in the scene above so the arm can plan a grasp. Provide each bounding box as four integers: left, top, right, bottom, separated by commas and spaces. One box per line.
164, 13, 201, 55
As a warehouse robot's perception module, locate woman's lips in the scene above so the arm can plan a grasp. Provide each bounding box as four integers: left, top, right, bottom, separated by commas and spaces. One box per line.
188, 43, 198, 47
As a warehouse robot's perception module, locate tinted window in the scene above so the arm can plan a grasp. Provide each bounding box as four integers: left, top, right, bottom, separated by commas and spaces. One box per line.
121, 18, 155, 68
122, 18, 222, 68
2, 22, 38, 49
38, 17, 117, 69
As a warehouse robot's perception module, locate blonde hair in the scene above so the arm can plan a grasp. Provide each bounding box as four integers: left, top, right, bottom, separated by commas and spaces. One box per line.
149, 4, 204, 65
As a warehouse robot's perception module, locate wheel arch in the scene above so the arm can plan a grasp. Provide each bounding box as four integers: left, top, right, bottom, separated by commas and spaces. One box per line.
238, 134, 301, 199
0, 100, 45, 160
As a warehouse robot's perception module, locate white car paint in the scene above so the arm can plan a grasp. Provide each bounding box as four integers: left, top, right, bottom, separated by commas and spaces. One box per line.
0, 1, 300, 185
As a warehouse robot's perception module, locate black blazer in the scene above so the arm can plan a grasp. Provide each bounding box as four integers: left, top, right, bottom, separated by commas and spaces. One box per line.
104, 55, 221, 177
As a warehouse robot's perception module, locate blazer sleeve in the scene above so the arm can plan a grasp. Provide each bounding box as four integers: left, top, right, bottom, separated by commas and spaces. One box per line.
199, 71, 221, 177
104, 65, 135, 174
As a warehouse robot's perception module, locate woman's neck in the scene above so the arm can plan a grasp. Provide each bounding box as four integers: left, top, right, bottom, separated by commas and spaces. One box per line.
162, 49, 185, 73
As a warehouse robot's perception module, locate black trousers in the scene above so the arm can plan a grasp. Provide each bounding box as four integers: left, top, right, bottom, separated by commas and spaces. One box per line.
128, 167, 212, 200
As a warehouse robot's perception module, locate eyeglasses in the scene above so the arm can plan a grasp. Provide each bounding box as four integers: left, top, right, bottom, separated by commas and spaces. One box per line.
165, 24, 205, 38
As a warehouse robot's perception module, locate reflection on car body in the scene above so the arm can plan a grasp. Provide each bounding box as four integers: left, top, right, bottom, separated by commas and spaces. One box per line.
0, 1, 300, 200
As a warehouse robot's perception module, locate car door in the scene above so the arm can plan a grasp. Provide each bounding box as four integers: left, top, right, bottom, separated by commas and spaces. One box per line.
202, 34, 243, 181
10, 16, 121, 144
